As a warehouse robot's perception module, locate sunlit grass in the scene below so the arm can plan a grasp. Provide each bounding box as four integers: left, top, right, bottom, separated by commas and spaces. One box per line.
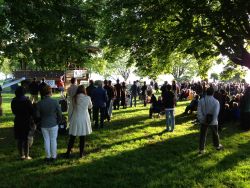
0, 93, 250, 188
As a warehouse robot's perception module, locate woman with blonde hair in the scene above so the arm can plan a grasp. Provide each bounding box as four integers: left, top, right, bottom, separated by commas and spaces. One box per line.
65, 85, 92, 158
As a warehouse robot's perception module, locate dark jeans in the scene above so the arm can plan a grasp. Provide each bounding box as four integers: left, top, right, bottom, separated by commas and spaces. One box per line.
93, 106, 106, 128
105, 100, 111, 120
142, 94, 147, 107
199, 124, 220, 151
114, 97, 120, 110
130, 95, 137, 107
67, 135, 85, 157
17, 138, 29, 157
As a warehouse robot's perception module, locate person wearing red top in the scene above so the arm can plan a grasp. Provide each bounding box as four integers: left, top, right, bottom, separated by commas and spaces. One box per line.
57, 76, 65, 98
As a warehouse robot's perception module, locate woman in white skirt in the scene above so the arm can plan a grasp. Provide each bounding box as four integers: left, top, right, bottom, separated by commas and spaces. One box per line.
65, 85, 92, 158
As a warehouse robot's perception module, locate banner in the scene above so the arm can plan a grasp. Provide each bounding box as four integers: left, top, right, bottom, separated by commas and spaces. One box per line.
44, 80, 57, 88
73, 70, 87, 78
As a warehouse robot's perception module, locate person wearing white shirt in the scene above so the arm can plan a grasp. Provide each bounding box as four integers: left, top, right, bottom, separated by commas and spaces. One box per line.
197, 87, 223, 154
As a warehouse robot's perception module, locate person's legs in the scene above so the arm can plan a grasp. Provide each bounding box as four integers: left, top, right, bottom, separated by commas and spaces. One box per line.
93, 106, 99, 128
49, 126, 58, 159
184, 105, 190, 114
17, 139, 25, 158
41, 128, 51, 158
117, 97, 120, 110
66, 135, 76, 156
23, 138, 29, 158
170, 110, 175, 131
149, 108, 153, 118
130, 95, 133, 107
199, 124, 209, 151
165, 110, 171, 131
79, 136, 85, 158
106, 100, 111, 121
210, 125, 220, 148
100, 107, 106, 128
142, 95, 146, 107
133, 95, 137, 107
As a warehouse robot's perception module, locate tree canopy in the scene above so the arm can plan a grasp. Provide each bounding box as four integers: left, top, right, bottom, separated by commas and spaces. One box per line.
0, 0, 100, 70
101, 0, 250, 76
0, 0, 249, 78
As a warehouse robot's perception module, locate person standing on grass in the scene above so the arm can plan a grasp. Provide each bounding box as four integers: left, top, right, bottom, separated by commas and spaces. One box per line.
114, 79, 122, 110
57, 76, 65, 98
162, 84, 176, 132
197, 87, 223, 154
92, 81, 108, 129
130, 81, 138, 107
67, 77, 78, 121
86, 80, 96, 119
141, 81, 147, 107
11, 86, 34, 160
104, 80, 115, 121
36, 85, 62, 162
66, 85, 92, 158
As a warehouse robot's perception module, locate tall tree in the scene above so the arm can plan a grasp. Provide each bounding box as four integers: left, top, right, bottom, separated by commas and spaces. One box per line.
220, 64, 247, 82
0, 0, 100, 70
101, 0, 250, 74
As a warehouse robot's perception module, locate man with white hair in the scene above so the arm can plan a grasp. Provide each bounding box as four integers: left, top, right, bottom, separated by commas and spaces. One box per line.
197, 87, 223, 154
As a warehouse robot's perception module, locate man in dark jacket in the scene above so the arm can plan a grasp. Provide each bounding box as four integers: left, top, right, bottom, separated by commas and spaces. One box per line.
114, 79, 122, 110
86, 80, 96, 119
104, 80, 115, 121
130, 81, 138, 107
38, 78, 47, 100
92, 81, 108, 128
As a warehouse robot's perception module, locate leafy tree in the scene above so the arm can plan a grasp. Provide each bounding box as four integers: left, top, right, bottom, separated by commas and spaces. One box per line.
220, 64, 247, 82
0, 0, 100, 70
102, 48, 134, 81
210, 73, 219, 82
101, 0, 250, 74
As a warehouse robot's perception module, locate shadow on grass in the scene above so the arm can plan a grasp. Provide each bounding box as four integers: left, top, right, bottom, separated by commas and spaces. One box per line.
31, 135, 250, 187
0, 131, 201, 188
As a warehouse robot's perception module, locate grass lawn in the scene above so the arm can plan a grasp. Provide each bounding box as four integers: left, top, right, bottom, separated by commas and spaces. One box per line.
0, 93, 250, 188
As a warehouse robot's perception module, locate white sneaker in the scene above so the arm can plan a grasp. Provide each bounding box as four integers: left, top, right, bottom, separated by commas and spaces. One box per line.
198, 150, 205, 155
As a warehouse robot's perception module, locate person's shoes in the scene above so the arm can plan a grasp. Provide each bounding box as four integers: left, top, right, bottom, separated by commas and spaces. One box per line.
198, 150, 205, 155
25, 156, 32, 160
216, 145, 224, 151
44, 158, 50, 162
21, 155, 26, 160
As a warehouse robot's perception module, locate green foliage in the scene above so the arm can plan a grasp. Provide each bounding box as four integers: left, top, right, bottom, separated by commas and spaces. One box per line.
220, 64, 247, 82
210, 72, 219, 82
1, 93, 250, 187
0, 0, 101, 70
101, 0, 250, 77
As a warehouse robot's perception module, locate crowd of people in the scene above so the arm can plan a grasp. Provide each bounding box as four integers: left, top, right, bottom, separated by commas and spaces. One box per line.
10, 76, 250, 161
